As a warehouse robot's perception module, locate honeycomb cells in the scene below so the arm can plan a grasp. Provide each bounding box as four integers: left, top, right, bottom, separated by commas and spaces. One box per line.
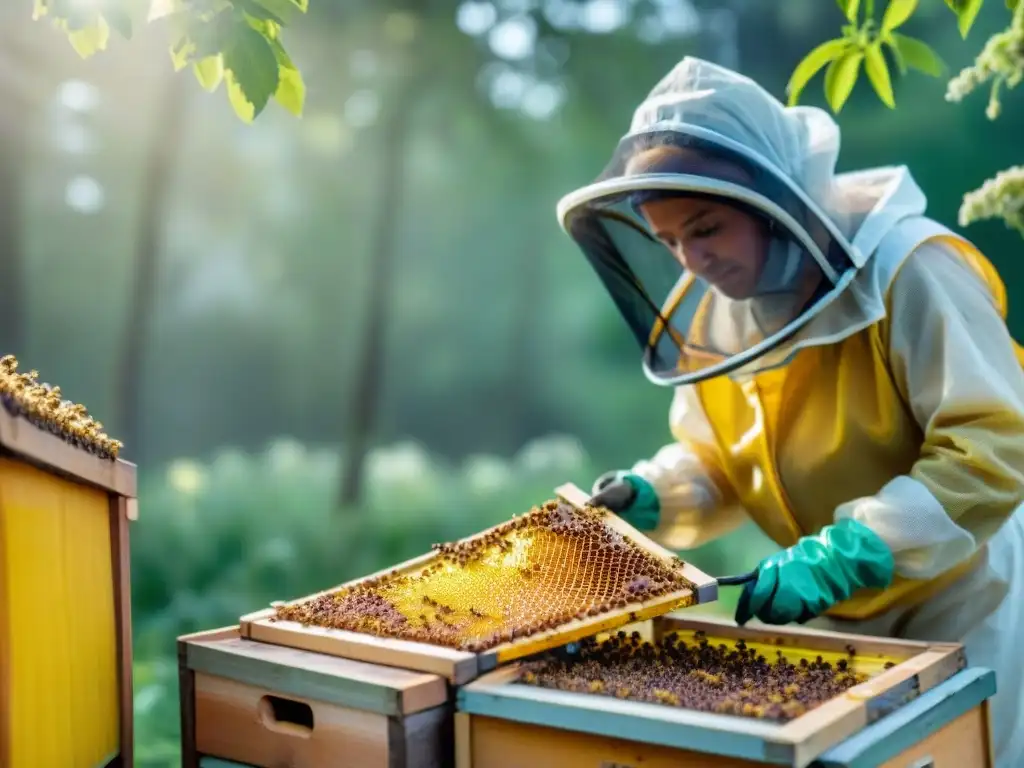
516, 631, 871, 722
272, 500, 696, 652
0, 355, 122, 459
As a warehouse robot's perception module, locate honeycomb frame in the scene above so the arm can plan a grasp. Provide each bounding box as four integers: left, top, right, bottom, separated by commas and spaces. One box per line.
240, 483, 718, 684
459, 615, 969, 767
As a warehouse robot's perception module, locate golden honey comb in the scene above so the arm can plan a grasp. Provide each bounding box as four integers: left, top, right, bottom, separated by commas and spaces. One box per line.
516, 631, 882, 722
0, 355, 123, 459
272, 500, 696, 652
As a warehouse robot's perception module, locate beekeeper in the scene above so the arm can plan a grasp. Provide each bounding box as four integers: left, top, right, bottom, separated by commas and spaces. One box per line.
560, 57, 1024, 767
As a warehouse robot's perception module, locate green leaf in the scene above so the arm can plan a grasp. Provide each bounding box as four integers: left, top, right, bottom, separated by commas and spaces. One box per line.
225, 70, 255, 122
824, 49, 864, 112
786, 38, 850, 106
267, 38, 304, 115
222, 23, 280, 120
890, 32, 945, 75
248, 0, 305, 22
274, 61, 305, 115
836, 0, 861, 22
865, 42, 895, 107
944, 0, 984, 38
193, 55, 224, 91
1009, 0, 1020, 11
106, 8, 133, 39
190, 12, 234, 58
881, 0, 918, 31
169, 37, 195, 70
66, 17, 110, 58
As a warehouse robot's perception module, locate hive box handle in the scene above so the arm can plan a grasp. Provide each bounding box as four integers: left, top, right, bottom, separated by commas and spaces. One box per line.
257, 694, 315, 737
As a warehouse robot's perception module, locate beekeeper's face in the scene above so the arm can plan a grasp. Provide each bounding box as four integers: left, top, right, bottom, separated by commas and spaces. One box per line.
638, 196, 770, 300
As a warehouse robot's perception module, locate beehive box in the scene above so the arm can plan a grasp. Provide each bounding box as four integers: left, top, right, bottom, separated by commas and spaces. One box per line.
239, 483, 717, 684
0, 355, 136, 768
179, 626, 453, 768
455, 615, 992, 768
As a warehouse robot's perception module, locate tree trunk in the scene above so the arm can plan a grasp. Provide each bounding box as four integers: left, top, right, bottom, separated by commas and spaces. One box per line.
114, 72, 188, 460
336, 65, 421, 509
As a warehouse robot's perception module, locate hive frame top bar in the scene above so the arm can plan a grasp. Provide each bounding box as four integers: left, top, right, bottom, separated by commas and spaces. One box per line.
240, 482, 719, 683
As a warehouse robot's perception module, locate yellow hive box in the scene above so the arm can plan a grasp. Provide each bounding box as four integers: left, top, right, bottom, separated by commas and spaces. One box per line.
0, 357, 137, 768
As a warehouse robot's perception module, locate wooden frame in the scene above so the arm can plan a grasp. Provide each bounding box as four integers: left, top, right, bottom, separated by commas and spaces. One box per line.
0, 408, 136, 497
456, 615, 971, 768
0, 408, 137, 768
178, 626, 453, 768
239, 483, 718, 684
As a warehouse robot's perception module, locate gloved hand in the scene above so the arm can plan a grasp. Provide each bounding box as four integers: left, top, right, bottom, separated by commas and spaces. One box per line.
734, 518, 895, 626
590, 471, 660, 531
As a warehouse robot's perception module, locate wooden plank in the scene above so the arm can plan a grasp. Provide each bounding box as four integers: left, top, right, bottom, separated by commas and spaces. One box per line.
813, 668, 995, 767
655, 614, 933, 661
458, 667, 781, 763
247, 619, 480, 685
0, 410, 136, 497
779, 647, 967, 765
455, 713, 472, 768
185, 634, 448, 715
109, 495, 134, 768
388, 705, 452, 768
465, 714, 767, 768
555, 482, 719, 603
179, 642, 198, 768
242, 482, 718, 680
179, 625, 241, 644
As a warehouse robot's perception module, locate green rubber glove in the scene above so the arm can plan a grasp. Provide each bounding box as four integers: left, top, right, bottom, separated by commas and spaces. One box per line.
590, 472, 661, 531
734, 518, 895, 626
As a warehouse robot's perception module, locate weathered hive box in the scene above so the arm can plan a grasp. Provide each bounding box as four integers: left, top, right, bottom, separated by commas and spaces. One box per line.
239, 483, 717, 686
0, 356, 136, 768
179, 626, 452, 768
456, 615, 994, 768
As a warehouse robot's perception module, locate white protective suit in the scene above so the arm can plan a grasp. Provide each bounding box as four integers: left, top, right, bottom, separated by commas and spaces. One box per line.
592, 57, 1024, 767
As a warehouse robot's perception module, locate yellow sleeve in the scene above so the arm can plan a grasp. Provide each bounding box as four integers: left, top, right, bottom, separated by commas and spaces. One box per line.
836, 239, 1024, 579
628, 385, 748, 550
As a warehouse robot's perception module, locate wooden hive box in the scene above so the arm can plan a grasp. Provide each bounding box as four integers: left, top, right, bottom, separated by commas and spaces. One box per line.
0, 356, 136, 768
239, 484, 717, 686
455, 615, 994, 768
179, 626, 453, 768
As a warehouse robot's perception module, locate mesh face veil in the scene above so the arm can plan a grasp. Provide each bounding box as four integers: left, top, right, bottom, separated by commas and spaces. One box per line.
556, 59, 863, 387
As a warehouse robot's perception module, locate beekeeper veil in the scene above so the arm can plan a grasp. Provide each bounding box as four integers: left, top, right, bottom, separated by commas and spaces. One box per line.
556, 57, 867, 386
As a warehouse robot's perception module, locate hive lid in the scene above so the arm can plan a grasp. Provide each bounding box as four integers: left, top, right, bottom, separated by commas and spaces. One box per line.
0, 355, 136, 497
240, 483, 718, 684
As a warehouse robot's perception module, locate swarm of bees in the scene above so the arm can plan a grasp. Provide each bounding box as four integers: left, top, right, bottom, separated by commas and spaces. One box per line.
516, 630, 876, 722
0, 355, 123, 459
